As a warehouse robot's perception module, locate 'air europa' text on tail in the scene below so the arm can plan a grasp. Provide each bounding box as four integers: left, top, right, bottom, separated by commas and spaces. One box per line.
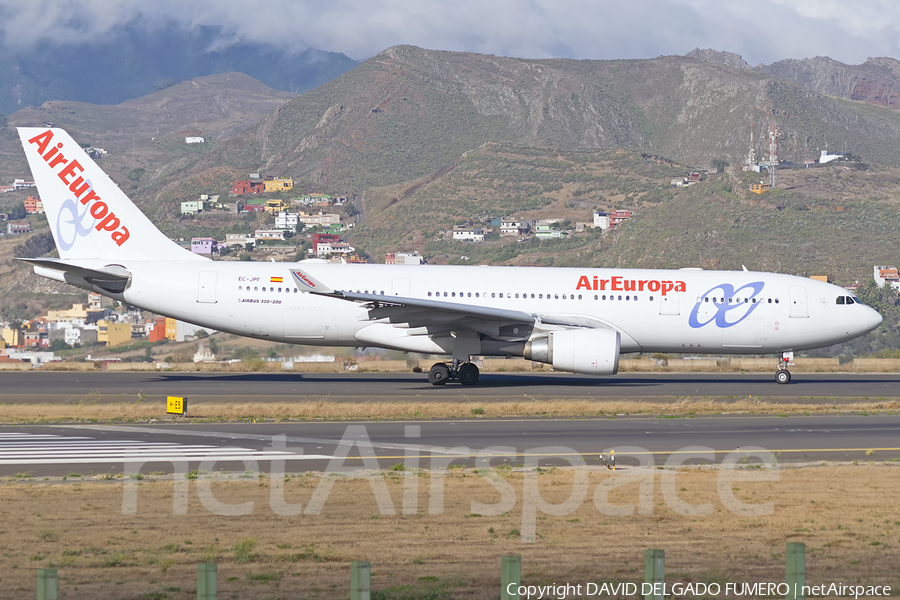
27, 129, 130, 246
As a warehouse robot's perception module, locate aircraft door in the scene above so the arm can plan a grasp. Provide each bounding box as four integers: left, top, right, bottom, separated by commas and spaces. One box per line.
788, 286, 808, 318
659, 293, 679, 315
198, 271, 217, 303
392, 278, 410, 297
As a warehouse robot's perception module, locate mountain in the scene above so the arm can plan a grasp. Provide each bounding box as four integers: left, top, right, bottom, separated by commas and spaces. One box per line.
0, 23, 358, 115
687, 49, 900, 110
198, 45, 900, 197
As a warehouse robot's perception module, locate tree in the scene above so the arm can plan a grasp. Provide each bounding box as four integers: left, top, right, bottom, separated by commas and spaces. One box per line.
712, 159, 729, 174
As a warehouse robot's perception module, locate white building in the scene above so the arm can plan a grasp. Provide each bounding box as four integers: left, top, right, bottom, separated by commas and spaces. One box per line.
297, 212, 341, 227
873, 266, 900, 292
593, 212, 611, 230
316, 241, 355, 257
452, 226, 485, 242
819, 150, 846, 164
64, 328, 81, 346
385, 252, 425, 265
225, 233, 255, 247
255, 229, 285, 241
185, 137, 205, 144
500, 219, 532, 236
275, 212, 299, 230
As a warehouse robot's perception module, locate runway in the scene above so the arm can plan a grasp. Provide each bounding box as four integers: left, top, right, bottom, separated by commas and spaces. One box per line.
1, 415, 899, 477
1, 371, 899, 403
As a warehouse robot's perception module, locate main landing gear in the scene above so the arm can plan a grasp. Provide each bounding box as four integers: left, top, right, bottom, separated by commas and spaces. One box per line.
428, 360, 480, 386
775, 351, 794, 384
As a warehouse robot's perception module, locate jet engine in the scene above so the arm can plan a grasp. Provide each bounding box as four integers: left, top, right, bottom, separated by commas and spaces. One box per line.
524, 328, 620, 375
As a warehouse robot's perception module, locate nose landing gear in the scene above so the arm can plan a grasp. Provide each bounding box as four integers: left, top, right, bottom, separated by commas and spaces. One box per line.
428, 360, 481, 386
775, 351, 793, 384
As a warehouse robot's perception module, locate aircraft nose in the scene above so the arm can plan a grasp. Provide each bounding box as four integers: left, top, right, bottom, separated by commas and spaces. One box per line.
866, 307, 883, 332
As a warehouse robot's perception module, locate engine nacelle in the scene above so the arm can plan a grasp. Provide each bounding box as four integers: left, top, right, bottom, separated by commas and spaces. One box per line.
524, 328, 620, 375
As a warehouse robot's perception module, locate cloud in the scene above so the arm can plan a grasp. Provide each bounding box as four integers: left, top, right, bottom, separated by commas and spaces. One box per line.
0, 0, 897, 65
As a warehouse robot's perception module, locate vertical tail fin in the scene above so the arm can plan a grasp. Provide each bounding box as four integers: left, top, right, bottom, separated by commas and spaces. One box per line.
18, 127, 204, 262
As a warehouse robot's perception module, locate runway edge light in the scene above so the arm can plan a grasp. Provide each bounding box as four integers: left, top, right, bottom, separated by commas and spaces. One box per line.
167, 396, 187, 416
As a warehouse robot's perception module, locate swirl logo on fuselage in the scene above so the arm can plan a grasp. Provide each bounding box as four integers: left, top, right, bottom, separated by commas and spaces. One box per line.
688, 282, 765, 329
56, 197, 97, 251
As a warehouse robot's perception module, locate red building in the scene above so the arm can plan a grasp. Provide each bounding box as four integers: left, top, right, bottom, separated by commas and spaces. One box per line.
148, 317, 167, 343
610, 210, 633, 227
23, 196, 43, 214
232, 181, 265, 195
311, 233, 340, 254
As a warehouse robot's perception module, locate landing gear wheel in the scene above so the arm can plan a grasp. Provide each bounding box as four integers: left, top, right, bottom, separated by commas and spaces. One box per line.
428, 363, 451, 385
458, 363, 480, 386
775, 369, 791, 384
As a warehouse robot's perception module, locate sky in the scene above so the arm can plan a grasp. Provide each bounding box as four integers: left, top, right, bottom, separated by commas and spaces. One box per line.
2, 0, 898, 66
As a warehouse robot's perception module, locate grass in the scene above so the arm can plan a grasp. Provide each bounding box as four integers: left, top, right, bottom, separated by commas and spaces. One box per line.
1, 465, 897, 597
0, 397, 899, 423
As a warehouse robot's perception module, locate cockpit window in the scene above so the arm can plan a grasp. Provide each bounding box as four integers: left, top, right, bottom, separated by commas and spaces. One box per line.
837, 296, 858, 305
836, 296, 845, 305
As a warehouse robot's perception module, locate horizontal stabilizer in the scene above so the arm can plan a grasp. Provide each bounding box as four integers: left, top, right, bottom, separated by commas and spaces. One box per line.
18, 258, 131, 293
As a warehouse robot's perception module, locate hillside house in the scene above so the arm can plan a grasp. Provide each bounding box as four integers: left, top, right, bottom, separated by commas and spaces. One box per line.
874, 266, 900, 293
190, 238, 216, 255
181, 200, 203, 215
311, 233, 340, 254
255, 229, 285, 241
500, 219, 533, 236
264, 177, 293, 192
185, 137, 205, 144
298, 212, 340, 227
242, 199, 267, 213
232, 180, 265, 195
593, 212, 611, 230
385, 252, 425, 265
316, 241, 355, 257
24, 196, 43, 214
225, 233, 255, 247
452, 226, 485, 242
13, 178, 35, 190
610, 210, 633, 227
7, 222, 31, 235
265, 199, 288, 214
275, 212, 299, 230
535, 224, 562, 239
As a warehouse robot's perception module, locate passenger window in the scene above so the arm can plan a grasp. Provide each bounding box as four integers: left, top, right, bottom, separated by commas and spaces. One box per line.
444, 292, 448, 297
562, 294, 567, 299
491, 293, 496, 298
294, 289, 298, 293
475, 293, 480, 298
238, 286, 243, 291
649, 296, 654, 301
594, 295, 598, 300
531, 294, 535, 299
618, 295, 622, 301
468, 292, 472, 297
578, 295, 582, 300
539, 294, 543, 299
428, 292, 432, 297
555, 294, 559, 299
515, 293, 519, 298
625, 295, 630, 301
254, 286, 258, 291
499, 293, 504, 298
836, 296, 844, 305
775, 299, 779, 304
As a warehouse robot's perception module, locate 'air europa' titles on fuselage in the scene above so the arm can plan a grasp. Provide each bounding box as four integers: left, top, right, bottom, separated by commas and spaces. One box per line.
575, 275, 687, 295
27, 130, 130, 246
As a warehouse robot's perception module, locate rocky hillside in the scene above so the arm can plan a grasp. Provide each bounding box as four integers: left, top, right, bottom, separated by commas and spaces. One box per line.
687, 48, 900, 110
205, 45, 900, 197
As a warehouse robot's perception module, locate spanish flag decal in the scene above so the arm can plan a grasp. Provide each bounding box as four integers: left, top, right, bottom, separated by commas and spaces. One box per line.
270, 276, 283, 283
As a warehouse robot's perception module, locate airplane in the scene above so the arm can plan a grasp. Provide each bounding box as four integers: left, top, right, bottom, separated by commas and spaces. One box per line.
16, 127, 883, 386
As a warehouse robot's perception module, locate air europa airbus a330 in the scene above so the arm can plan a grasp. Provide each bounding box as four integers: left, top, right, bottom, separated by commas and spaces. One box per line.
17, 127, 882, 385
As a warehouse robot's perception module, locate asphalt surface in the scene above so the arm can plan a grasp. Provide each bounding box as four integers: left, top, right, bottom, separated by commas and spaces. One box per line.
1, 415, 898, 477
1, 371, 899, 403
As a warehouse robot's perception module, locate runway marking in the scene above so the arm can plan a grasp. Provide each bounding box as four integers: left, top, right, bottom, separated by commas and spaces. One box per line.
333, 448, 900, 460
65, 425, 478, 456
0, 433, 334, 466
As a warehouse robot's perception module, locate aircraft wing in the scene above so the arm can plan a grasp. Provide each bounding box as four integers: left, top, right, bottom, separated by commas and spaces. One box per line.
288, 267, 604, 330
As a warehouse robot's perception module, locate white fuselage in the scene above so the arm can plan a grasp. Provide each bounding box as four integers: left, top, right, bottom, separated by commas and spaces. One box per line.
100, 261, 880, 356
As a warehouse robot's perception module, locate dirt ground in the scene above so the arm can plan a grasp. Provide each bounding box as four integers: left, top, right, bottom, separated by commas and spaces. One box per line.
0, 465, 898, 599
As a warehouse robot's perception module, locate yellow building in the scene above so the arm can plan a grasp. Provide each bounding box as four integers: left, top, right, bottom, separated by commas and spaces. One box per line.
165, 318, 178, 341
2, 328, 22, 347
749, 183, 770, 194
264, 198, 288, 214
97, 320, 132, 347
46, 304, 89, 323
264, 177, 293, 192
